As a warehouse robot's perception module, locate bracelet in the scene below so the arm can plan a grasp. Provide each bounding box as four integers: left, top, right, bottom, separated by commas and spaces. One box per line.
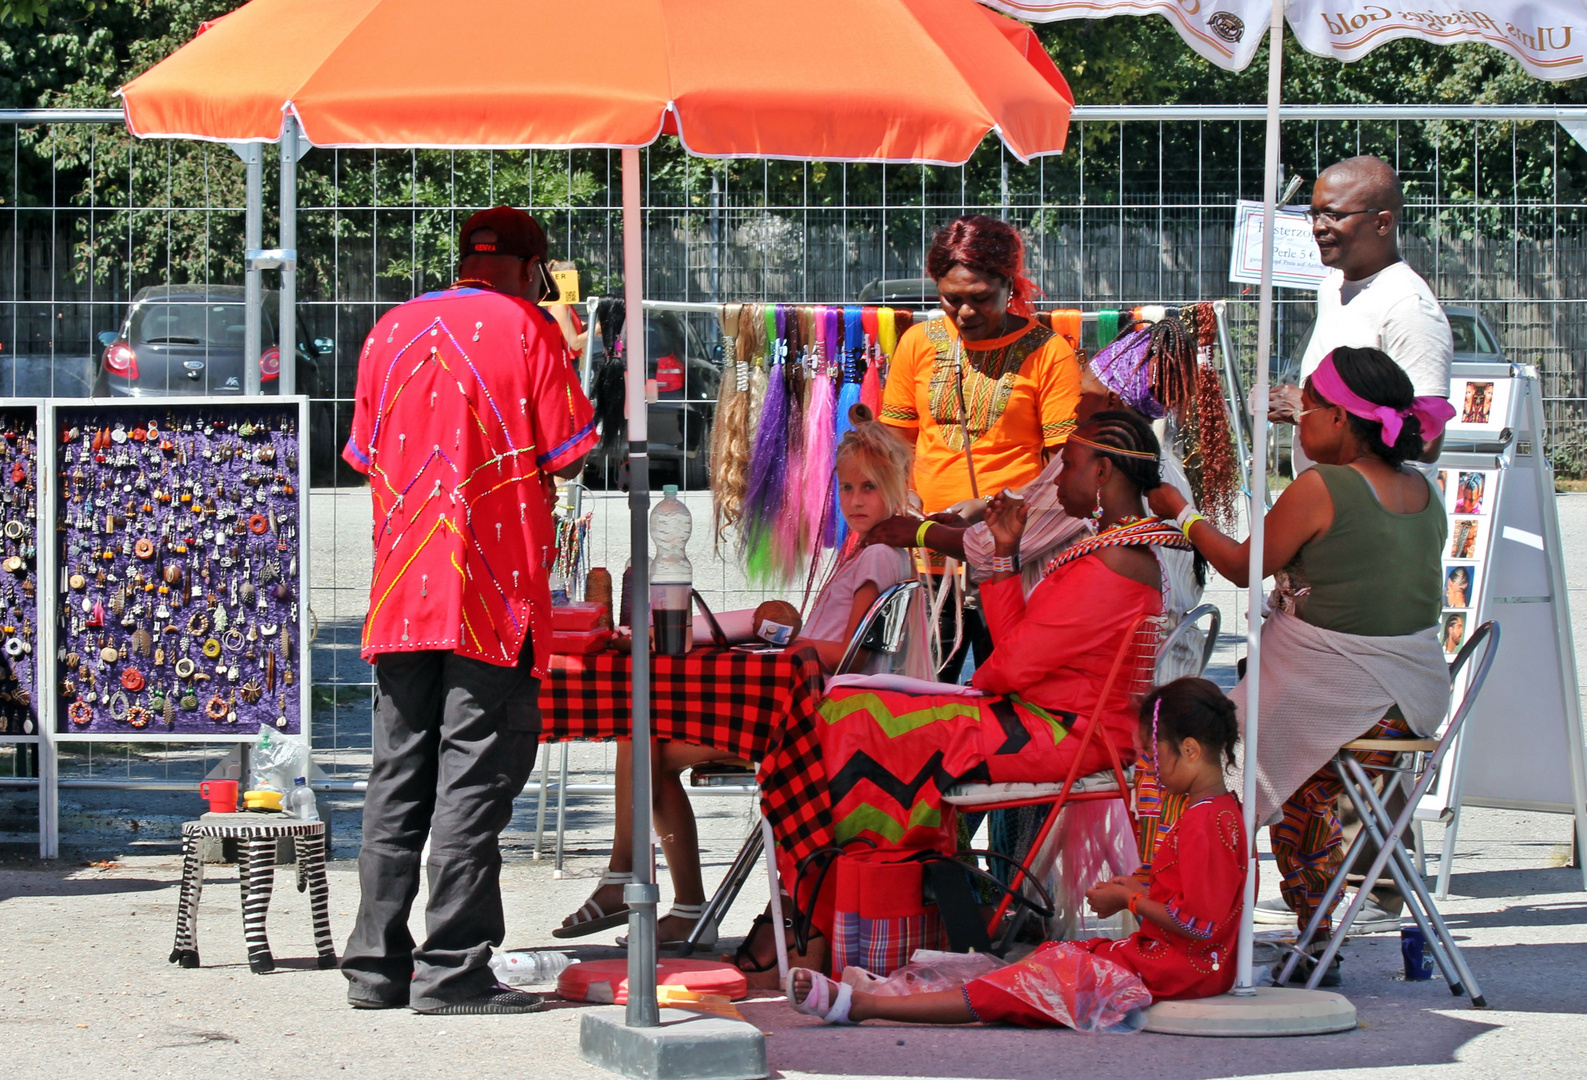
915, 520, 933, 548
1173, 504, 1198, 529
989, 553, 1019, 575
1179, 512, 1206, 539
1127, 892, 1141, 916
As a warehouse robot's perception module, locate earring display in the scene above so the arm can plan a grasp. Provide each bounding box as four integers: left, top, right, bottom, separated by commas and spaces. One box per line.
0, 408, 39, 736
54, 403, 305, 735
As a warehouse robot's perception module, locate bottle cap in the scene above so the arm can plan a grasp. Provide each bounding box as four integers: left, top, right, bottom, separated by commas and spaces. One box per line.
294, 776, 306, 786
663, 485, 679, 497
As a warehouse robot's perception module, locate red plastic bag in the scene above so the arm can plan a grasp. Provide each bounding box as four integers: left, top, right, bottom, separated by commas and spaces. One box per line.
972, 941, 1152, 1033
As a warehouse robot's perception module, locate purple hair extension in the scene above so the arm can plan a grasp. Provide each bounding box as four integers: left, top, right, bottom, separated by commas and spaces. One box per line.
742, 306, 792, 583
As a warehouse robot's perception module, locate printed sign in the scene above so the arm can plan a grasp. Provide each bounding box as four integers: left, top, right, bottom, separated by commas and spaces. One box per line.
1229, 200, 1330, 291
1446, 375, 1513, 437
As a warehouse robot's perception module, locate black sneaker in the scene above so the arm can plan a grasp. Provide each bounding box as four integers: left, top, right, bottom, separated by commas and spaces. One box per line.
411, 985, 545, 1015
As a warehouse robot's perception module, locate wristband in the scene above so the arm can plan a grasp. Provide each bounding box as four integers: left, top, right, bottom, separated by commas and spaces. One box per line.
915, 520, 933, 548
1178, 511, 1206, 539
1127, 892, 1141, 917
1173, 504, 1198, 529
989, 553, 1019, 575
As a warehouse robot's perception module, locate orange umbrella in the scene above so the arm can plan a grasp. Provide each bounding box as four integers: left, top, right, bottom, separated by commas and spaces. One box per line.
122, 0, 1072, 162
119, 0, 1073, 1037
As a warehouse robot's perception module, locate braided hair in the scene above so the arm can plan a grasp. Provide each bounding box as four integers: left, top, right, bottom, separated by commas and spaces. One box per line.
1138, 677, 1240, 770
1074, 410, 1162, 493
1077, 409, 1209, 587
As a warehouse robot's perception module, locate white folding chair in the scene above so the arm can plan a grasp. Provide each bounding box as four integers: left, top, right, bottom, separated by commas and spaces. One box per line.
1278, 621, 1500, 1005
677, 580, 924, 971
1154, 602, 1221, 684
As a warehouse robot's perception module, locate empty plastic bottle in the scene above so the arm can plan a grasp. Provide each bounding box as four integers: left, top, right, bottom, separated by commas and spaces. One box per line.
490, 950, 573, 986
286, 776, 319, 822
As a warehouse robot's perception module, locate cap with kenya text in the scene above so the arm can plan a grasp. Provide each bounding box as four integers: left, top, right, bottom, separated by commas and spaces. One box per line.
459, 205, 549, 261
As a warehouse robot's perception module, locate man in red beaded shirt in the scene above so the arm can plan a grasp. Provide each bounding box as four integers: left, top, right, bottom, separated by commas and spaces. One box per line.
340, 206, 596, 1015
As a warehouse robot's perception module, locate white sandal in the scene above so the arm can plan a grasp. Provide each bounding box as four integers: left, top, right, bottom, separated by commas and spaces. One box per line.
616, 902, 718, 950
787, 967, 855, 1025
553, 871, 633, 939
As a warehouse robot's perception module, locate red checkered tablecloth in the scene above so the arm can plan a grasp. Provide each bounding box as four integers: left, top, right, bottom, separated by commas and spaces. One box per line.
538, 646, 833, 873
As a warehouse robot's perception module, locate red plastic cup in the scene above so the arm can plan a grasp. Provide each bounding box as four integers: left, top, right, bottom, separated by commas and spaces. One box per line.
199, 779, 239, 814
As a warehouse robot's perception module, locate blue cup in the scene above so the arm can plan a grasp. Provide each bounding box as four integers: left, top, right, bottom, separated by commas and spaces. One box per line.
1400, 924, 1435, 980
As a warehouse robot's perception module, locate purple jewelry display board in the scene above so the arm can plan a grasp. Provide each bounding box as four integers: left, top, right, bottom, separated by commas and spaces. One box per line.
53, 401, 306, 737
0, 407, 40, 736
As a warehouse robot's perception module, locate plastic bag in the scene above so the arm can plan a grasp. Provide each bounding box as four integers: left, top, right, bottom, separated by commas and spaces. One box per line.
841, 949, 1008, 997
1032, 801, 1141, 941
250, 728, 307, 794
973, 941, 1152, 1033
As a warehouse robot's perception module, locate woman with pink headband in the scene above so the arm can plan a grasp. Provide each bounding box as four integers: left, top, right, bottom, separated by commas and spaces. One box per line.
1148, 345, 1455, 988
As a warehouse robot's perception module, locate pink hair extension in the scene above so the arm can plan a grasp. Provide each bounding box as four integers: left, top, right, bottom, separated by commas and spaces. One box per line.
802, 350, 836, 554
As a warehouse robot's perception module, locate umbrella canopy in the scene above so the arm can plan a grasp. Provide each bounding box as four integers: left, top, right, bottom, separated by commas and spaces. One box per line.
986, 0, 1587, 80
122, 0, 1073, 162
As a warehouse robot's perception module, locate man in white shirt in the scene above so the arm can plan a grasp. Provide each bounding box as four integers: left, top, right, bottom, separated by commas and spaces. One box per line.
1271, 155, 1453, 471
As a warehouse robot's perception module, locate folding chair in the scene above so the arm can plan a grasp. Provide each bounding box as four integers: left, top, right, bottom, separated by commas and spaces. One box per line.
677, 580, 924, 968
1153, 602, 1221, 685
942, 612, 1166, 949
1278, 621, 1499, 1005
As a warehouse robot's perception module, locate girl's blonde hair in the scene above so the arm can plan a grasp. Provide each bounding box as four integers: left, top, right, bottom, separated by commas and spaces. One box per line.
833, 404, 913, 519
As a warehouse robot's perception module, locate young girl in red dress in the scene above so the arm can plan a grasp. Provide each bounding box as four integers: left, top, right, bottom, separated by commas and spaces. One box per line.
788, 677, 1249, 1025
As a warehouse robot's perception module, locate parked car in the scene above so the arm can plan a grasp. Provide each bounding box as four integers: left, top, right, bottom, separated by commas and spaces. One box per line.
1270, 305, 1505, 472
93, 285, 330, 399
581, 309, 720, 491
857, 277, 938, 305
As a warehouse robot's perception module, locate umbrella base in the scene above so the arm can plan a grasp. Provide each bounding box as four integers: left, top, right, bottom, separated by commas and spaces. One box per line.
579, 1006, 767, 1080
1143, 987, 1357, 1037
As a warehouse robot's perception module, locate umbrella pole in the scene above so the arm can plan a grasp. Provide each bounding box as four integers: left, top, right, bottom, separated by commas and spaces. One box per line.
620, 146, 661, 1029
1233, 0, 1283, 997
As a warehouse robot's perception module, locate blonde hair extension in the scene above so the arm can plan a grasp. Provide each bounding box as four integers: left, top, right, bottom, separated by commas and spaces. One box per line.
710, 303, 748, 548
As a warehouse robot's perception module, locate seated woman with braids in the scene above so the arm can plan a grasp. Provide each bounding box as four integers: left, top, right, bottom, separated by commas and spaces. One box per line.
789, 413, 1194, 948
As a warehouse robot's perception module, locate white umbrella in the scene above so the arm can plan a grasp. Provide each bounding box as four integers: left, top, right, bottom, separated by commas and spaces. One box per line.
988, 0, 1587, 997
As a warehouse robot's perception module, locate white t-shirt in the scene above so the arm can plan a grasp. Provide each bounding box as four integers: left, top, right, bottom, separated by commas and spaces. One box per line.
802, 544, 913, 672
1299, 261, 1453, 399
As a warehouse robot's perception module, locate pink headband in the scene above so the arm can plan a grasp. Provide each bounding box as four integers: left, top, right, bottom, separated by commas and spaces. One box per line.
1309, 352, 1456, 445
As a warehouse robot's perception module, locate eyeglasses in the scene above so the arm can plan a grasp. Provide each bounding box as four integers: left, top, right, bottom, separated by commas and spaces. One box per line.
1294, 405, 1336, 419
1304, 207, 1384, 225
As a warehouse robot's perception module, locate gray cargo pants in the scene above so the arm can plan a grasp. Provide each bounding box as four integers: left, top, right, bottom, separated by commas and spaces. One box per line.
341, 641, 540, 1009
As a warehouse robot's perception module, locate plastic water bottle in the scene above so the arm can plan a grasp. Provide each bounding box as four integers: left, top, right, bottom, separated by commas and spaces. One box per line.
286, 776, 319, 822
490, 950, 572, 986
649, 486, 693, 656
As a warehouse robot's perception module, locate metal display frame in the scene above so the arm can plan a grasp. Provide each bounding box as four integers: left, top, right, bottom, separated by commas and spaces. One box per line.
30, 396, 312, 857
0, 401, 48, 854
1417, 362, 1587, 893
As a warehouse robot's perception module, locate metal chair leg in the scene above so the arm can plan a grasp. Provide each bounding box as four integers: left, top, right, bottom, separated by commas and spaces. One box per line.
677, 819, 764, 958
1278, 826, 1372, 984
555, 742, 570, 874
1437, 804, 1464, 900
533, 754, 550, 860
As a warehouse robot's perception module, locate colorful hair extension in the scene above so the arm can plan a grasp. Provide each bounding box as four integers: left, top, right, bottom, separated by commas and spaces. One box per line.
802, 336, 837, 553
832, 306, 865, 546
775, 306, 807, 568
1189, 303, 1239, 531
710, 303, 748, 548
742, 307, 793, 584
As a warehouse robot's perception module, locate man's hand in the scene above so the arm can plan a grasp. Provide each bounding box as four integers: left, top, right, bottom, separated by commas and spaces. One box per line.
859, 514, 925, 548
944, 498, 989, 524
1260, 384, 1303, 424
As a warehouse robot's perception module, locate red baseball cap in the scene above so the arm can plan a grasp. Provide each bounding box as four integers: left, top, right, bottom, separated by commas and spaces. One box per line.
459, 205, 549, 262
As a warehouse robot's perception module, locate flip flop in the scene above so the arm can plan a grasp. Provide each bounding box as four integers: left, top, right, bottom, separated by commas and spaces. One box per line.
787, 967, 854, 1025
553, 872, 633, 939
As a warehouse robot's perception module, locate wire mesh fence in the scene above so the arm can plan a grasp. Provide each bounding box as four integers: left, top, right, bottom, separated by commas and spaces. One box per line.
3, 105, 1585, 796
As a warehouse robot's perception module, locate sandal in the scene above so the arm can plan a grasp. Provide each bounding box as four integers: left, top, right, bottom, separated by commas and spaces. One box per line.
553, 871, 633, 939
787, 968, 855, 1025
616, 903, 718, 950
732, 913, 782, 974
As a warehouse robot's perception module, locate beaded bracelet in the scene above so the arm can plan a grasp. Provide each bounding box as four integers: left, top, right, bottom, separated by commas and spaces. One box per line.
915, 520, 932, 548
989, 553, 1019, 575
1127, 891, 1142, 917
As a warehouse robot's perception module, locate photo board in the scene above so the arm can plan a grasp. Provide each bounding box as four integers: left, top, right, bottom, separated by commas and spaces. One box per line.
1419, 362, 1587, 889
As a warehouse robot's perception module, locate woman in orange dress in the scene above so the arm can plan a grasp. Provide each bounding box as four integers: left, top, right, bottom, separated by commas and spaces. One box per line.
880, 215, 1081, 680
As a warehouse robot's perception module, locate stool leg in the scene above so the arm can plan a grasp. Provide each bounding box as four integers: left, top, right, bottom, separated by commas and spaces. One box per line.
169, 830, 204, 968
301, 832, 338, 968
243, 837, 277, 974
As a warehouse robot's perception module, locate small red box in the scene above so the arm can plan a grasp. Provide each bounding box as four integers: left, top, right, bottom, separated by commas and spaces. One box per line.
551, 628, 613, 655
552, 602, 609, 632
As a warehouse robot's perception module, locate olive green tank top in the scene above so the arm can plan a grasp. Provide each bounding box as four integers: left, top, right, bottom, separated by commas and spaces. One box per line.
1282, 464, 1447, 637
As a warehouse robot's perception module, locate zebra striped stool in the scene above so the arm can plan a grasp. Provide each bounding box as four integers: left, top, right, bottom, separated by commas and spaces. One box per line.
169, 815, 336, 974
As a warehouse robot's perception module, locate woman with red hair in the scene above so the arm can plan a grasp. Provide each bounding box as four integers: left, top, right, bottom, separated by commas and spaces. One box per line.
881, 214, 1081, 679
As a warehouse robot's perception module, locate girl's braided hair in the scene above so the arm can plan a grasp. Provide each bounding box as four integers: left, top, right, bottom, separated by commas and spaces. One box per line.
1139, 677, 1240, 770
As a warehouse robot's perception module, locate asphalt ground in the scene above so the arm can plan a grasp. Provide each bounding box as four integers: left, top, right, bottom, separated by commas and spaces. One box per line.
0, 492, 1584, 1077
